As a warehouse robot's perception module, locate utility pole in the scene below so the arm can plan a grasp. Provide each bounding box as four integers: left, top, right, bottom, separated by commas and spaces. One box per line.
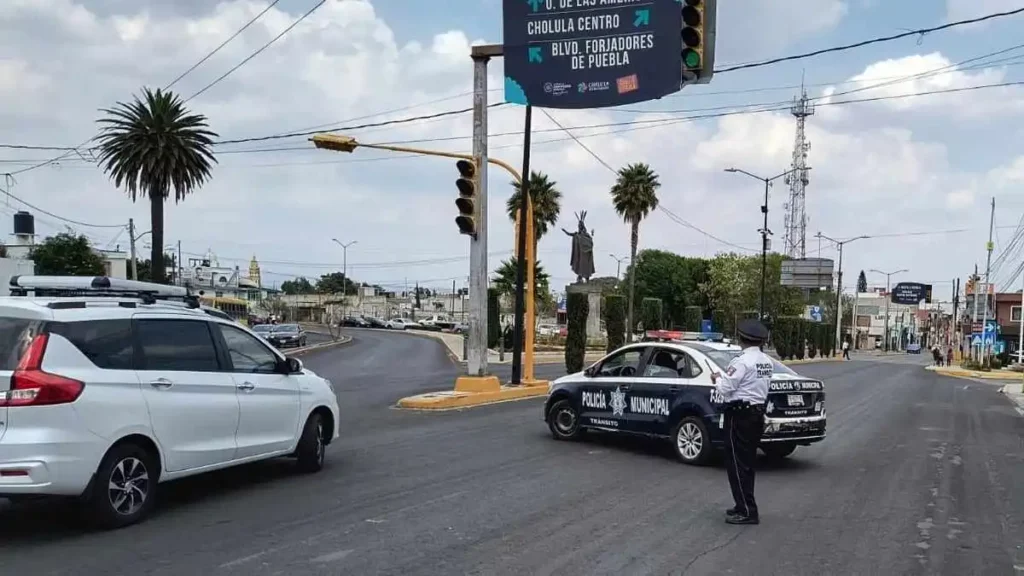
951, 277, 959, 355
1018, 270, 1024, 363
332, 239, 357, 320
128, 218, 138, 281
177, 240, 182, 286
510, 105, 533, 386
725, 167, 803, 320
817, 232, 868, 355
972, 263, 980, 362
981, 197, 995, 363
871, 269, 907, 352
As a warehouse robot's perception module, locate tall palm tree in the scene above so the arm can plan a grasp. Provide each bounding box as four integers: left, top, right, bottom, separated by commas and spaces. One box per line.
507, 171, 562, 250
610, 163, 661, 340
491, 258, 550, 299
96, 88, 217, 284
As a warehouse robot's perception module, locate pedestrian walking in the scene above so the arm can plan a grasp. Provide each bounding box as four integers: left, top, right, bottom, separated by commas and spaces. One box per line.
842, 339, 851, 360
710, 318, 771, 525
946, 345, 954, 367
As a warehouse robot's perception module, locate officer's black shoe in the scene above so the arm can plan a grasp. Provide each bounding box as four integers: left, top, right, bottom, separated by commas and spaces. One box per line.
725, 507, 738, 516
725, 515, 760, 525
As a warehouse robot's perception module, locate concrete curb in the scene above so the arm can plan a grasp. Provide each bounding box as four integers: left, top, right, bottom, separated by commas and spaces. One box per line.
396, 383, 549, 411
998, 384, 1024, 416
781, 357, 843, 366
287, 335, 353, 357
926, 366, 1021, 381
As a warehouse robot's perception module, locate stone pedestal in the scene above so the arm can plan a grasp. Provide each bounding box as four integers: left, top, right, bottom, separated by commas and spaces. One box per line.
567, 282, 603, 340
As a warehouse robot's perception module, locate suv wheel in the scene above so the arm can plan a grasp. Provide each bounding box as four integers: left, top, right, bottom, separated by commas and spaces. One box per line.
547, 399, 583, 440
86, 442, 158, 529
296, 413, 327, 473
672, 416, 711, 465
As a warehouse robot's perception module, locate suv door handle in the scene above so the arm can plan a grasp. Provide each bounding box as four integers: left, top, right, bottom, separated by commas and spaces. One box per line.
236, 381, 256, 392
149, 378, 173, 389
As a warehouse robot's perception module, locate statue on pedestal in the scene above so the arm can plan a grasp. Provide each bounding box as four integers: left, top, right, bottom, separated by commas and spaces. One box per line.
562, 211, 595, 283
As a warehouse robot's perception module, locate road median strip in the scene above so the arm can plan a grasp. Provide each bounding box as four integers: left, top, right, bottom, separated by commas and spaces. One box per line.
397, 376, 550, 410
926, 366, 1021, 380
287, 335, 353, 356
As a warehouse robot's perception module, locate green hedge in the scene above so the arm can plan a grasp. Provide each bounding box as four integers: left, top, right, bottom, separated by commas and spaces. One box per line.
684, 305, 702, 332
806, 322, 820, 358
605, 294, 626, 352
772, 316, 804, 360
565, 292, 589, 373
487, 288, 500, 349
711, 309, 728, 335
640, 297, 663, 331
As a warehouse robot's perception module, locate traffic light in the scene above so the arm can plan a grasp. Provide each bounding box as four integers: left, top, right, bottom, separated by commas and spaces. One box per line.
681, 0, 716, 85
455, 159, 478, 237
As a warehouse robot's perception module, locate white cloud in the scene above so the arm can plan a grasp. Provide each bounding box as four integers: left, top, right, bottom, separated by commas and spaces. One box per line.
0, 0, 1020, 293
946, 0, 1022, 22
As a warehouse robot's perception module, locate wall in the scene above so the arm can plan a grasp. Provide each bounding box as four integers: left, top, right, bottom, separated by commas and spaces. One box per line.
0, 257, 36, 292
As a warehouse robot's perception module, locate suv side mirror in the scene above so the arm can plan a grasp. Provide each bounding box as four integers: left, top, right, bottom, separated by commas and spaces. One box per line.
285, 357, 303, 374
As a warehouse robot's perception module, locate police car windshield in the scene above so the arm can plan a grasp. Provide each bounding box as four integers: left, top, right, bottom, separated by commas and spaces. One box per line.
703, 350, 797, 376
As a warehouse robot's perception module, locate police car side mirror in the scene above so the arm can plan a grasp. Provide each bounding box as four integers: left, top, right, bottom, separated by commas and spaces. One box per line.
583, 365, 596, 377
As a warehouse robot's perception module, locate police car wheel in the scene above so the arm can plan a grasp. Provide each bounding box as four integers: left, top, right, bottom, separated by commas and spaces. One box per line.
547, 399, 582, 440
761, 443, 796, 460
672, 416, 711, 465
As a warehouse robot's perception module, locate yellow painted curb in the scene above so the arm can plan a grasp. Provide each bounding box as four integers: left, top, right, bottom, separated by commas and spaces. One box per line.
397, 382, 550, 410
455, 375, 501, 393
781, 357, 842, 366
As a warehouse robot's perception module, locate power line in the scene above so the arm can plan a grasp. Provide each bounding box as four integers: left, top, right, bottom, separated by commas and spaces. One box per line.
166, 0, 283, 90
184, 0, 326, 103
715, 7, 1024, 74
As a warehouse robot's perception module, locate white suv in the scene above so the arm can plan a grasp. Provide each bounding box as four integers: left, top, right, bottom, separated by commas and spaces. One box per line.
0, 276, 341, 529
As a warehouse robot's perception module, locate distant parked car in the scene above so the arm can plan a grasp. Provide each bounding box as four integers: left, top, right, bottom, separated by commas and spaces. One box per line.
537, 324, 559, 337
453, 322, 469, 334
387, 318, 420, 330
268, 324, 307, 348
340, 316, 368, 328
364, 317, 387, 329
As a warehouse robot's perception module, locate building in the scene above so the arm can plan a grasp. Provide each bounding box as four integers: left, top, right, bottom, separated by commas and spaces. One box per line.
850, 291, 925, 350
992, 292, 1022, 360
3, 211, 128, 280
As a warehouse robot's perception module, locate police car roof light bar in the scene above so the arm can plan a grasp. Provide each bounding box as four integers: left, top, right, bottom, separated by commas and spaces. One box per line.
9, 275, 199, 308
643, 330, 726, 342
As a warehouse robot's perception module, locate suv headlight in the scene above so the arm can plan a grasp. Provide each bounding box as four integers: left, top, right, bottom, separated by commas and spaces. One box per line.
325, 379, 335, 393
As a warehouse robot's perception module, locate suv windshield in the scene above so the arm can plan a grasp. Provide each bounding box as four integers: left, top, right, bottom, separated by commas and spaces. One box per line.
273, 324, 299, 333
703, 350, 797, 376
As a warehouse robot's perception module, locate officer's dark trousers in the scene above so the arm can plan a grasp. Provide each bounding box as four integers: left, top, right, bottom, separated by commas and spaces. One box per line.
723, 406, 765, 519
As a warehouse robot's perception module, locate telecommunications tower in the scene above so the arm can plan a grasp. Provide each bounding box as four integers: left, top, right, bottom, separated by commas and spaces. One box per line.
782, 88, 814, 259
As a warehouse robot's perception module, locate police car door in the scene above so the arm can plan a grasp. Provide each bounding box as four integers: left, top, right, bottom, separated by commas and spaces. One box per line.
630, 347, 703, 436
578, 346, 648, 431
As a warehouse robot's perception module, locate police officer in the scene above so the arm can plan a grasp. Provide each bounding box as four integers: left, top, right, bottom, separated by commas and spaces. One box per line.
710, 318, 772, 525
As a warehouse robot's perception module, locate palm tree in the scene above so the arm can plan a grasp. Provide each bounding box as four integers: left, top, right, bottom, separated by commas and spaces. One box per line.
610, 163, 661, 341
492, 258, 550, 300
96, 88, 217, 284
507, 171, 562, 249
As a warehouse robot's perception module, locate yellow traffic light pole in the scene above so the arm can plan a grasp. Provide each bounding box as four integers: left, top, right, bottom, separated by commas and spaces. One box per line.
311, 134, 539, 383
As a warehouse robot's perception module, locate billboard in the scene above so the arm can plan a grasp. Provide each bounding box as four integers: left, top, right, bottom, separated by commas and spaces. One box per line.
781, 258, 835, 289
891, 282, 932, 305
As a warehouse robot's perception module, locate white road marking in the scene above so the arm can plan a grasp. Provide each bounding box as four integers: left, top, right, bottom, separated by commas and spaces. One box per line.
220, 550, 270, 569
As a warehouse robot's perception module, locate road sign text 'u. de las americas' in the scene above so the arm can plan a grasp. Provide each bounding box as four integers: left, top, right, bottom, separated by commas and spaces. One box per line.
502, 0, 685, 109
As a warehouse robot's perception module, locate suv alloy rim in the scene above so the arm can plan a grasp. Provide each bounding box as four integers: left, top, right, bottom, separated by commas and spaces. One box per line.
315, 422, 325, 464
108, 457, 149, 516
677, 422, 703, 460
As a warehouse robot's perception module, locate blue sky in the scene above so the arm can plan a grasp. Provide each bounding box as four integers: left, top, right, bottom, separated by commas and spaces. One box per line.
1, 0, 1023, 295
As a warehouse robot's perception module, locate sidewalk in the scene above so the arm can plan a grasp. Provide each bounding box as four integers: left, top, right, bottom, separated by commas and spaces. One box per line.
926, 365, 1023, 380
999, 383, 1024, 415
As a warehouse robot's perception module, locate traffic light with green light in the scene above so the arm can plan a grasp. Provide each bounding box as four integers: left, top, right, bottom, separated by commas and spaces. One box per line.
681, 0, 717, 85
455, 159, 478, 237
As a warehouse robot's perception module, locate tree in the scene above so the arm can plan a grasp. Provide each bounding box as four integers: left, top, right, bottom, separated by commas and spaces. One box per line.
316, 272, 358, 294
96, 88, 217, 284
565, 292, 589, 373
702, 252, 803, 327
507, 171, 562, 248
623, 249, 707, 328
487, 288, 501, 348
491, 258, 551, 304
280, 277, 315, 295
683, 306, 702, 332
30, 233, 105, 276
610, 162, 660, 341
857, 270, 868, 294
641, 298, 663, 331
604, 294, 626, 352
128, 255, 174, 281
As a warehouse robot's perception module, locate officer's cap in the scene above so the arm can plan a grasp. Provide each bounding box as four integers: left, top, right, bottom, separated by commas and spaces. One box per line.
737, 318, 769, 343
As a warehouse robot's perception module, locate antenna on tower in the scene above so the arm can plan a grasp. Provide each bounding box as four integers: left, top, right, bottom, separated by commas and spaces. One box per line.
783, 81, 814, 259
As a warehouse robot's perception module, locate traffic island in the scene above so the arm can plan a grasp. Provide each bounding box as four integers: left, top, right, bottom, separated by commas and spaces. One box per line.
396, 376, 550, 410
927, 365, 1022, 381
288, 335, 353, 357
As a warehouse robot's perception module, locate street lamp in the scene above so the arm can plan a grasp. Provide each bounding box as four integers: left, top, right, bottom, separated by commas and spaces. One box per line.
816, 232, 870, 355
332, 238, 357, 320
724, 167, 807, 320
870, 268, 908, 352
609, 253, 628, 279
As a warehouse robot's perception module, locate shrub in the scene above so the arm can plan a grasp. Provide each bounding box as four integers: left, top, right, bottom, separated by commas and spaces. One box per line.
565, 292, 589, 373
990, 357, 1003, 370
711, 310, 728, 335
795, 320, 806, 360
487, 288, 500, 349
684, 305, 702, 332
641, 297, 663, 331
605, 294, 626, 352
806, 322, 819, 359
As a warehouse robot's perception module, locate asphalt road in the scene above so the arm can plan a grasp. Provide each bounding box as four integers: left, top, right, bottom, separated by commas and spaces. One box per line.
2, 330, 1023, 575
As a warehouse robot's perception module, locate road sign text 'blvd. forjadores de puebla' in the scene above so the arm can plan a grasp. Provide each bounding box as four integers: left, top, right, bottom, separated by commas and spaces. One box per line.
503, 0, 716, 109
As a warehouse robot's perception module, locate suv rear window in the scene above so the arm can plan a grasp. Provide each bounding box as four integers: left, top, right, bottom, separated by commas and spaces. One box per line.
0, 317, 42, 370
49, 319, 134, 370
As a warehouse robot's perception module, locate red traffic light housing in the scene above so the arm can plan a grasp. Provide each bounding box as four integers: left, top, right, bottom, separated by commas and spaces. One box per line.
455, 160, 478, 237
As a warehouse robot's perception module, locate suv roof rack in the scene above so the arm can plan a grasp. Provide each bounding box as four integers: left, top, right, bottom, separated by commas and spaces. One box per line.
643, 330, 728, 343
9, 275, 200, 308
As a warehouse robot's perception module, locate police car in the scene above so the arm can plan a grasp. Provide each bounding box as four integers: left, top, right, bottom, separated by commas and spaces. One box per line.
543, 331, 826, 465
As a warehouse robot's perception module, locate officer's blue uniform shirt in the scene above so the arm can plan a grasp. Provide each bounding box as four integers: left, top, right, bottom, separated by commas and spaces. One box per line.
715, 346, 772, 405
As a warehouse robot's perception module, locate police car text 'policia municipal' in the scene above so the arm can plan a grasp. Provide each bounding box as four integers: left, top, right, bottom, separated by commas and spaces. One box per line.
543, 332, 826, 464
